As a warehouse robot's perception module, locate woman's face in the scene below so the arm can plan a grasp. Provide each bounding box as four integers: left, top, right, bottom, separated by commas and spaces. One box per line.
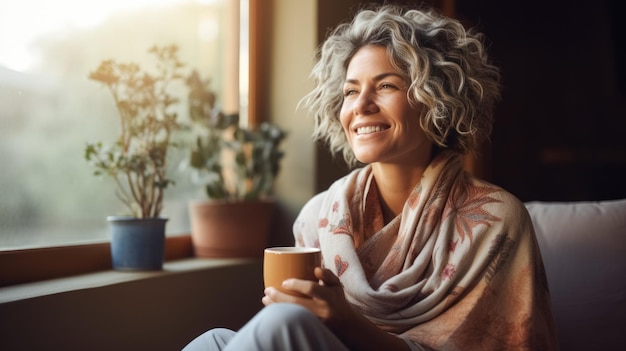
340, 45, 432, 166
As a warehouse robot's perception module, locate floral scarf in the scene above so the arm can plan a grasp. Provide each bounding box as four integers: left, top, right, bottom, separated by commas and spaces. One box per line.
293, 151, 558, 350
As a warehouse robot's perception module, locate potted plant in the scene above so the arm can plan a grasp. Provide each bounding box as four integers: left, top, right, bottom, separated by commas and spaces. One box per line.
85, 45, 185, 270
182, 70, 286, 258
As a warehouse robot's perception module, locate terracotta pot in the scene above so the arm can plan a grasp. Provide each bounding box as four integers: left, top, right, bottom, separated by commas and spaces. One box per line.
189, 200, 275, 258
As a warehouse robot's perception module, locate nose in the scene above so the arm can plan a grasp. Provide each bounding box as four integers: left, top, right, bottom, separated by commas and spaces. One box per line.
352, 90, 379, 116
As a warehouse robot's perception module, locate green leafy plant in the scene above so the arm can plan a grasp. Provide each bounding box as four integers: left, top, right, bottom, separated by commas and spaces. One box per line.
184, 70, 286, 201
85, 45, 185, 218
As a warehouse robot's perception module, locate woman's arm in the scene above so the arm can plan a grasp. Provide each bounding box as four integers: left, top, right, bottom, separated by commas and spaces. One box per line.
263, 267, 412, 351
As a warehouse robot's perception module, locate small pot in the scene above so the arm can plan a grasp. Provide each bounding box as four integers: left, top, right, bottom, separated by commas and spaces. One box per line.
107, 216, 168, 271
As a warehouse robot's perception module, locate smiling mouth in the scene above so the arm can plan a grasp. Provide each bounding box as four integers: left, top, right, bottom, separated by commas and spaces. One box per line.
356, 125, 389, 135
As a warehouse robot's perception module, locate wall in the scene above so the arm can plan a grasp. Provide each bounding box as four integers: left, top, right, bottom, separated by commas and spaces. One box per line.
456, 0, 626, 201
261, 0, 317, 247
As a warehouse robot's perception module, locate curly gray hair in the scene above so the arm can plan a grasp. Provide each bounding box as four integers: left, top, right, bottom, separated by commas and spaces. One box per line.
300, 4, 501, 168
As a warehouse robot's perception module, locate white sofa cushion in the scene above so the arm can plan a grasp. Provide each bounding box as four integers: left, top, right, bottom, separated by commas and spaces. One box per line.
525, 199, 626, 350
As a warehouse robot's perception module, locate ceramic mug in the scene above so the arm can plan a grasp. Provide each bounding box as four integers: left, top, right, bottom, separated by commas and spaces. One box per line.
263, 247, 321, 296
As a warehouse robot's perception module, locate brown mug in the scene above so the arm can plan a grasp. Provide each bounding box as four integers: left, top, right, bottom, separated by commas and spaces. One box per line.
263, 247, 321, 296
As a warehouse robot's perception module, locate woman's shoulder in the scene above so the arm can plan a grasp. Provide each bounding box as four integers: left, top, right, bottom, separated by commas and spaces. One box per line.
293, 191, 328, 247
470, 176, 529, 219
296, 167, 367, 223
299, 190, 328, 219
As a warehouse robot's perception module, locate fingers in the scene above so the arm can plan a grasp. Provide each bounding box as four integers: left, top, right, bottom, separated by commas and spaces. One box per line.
262, 286, 300, 305
261, 293, 273, 306
316, 267, 342, 287
263, 285, 315, 307
263, 274, 349, 326
280, 278, 316, 297
263, 268, 343, 306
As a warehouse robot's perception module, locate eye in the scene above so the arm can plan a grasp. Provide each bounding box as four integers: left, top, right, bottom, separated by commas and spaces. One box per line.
379, 83, 397, 90
343, 88, 358, 97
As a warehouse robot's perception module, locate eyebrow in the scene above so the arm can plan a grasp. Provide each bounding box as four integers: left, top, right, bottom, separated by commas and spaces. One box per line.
344, 72, 406, 85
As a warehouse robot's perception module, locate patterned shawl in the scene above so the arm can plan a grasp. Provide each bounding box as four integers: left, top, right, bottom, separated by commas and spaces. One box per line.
293, 151, 558, 350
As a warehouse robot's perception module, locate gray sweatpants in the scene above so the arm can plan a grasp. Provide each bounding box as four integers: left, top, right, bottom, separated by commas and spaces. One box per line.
182, 303, 350, 351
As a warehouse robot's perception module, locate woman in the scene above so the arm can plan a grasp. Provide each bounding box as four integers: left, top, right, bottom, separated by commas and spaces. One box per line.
183, 4, 558, 350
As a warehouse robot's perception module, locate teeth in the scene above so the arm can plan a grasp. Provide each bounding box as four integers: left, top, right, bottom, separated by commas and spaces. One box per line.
356, 126, 383, 135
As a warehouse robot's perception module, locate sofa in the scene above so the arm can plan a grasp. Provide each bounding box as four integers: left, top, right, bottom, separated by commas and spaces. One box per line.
525, 198, 626, 350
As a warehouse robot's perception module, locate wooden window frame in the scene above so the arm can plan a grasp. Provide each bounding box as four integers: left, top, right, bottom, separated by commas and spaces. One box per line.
0, 235, 193, 287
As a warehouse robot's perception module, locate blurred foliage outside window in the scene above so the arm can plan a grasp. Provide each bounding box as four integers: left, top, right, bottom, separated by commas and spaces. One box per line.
0, 0, 247, 248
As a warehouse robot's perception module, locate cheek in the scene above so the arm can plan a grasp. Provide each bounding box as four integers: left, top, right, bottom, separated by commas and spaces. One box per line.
339, 104, 352, 132
401, 104, 423, 132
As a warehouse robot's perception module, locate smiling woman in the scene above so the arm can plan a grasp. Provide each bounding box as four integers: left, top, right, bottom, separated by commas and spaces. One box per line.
0, 0, 247, 249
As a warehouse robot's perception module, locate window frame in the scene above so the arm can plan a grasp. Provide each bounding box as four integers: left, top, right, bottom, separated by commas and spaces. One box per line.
0, 0, 268, 287
0, 235, 193, 287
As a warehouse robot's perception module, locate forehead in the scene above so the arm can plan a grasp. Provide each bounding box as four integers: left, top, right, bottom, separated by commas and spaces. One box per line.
346, 45, 397, 77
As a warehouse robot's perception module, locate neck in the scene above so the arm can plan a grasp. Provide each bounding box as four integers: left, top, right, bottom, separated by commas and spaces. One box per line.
369, 142, 436, 221
371, 161, 430, 220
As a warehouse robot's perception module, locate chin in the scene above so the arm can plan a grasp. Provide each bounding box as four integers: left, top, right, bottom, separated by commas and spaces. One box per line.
354, 154, 378, 165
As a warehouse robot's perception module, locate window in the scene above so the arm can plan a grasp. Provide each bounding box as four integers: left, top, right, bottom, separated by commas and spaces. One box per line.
0, 0, 248, 249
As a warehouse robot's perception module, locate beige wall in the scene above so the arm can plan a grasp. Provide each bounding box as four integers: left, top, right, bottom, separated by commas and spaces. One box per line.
271, 0, 317, 215
266, 0, 318, 246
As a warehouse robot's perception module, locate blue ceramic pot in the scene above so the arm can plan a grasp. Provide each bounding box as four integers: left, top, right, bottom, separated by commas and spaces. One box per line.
107, 216, 168, 271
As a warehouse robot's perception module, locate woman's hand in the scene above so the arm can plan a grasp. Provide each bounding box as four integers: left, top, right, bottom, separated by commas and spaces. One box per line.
263, 267, 412, 351
262, 267, 357, 329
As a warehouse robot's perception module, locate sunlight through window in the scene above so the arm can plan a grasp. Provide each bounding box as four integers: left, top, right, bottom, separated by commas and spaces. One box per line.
0, 0, 247, 248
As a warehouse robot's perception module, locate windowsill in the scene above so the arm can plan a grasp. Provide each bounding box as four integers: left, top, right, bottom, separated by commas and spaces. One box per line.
0, 256, 259, 304
0, 234, 195, 287
0, 256, 265, 350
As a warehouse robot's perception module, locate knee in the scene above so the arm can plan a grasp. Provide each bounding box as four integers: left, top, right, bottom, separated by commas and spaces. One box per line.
256, 303, 318, 328
222, 304, 329, 351
182, 328, 235, 351
206, 328, 237, 344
